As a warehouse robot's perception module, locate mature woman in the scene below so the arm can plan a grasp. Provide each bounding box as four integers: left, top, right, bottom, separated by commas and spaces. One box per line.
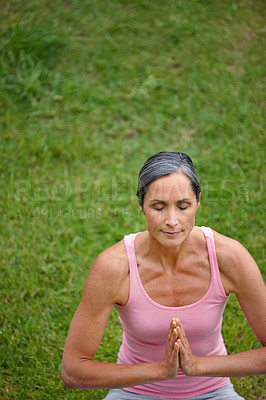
61, 152, 266, 400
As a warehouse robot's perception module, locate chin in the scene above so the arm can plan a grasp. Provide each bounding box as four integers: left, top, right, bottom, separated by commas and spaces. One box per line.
153, 232, 186, 248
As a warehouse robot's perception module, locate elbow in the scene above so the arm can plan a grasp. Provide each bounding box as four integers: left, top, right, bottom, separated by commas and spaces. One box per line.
61, 362, 80, 389
61, 366, 75, 389
61, 359, 97, 389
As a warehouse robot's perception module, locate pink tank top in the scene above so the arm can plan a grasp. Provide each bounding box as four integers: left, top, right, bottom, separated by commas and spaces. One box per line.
113, 226, 230, 398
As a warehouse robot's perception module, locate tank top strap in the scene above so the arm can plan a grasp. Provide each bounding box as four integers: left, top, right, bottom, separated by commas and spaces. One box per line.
124, 233, 138, 267
124, 233, 142, 281
122, 233, 141, 307
197, 226, 228, 298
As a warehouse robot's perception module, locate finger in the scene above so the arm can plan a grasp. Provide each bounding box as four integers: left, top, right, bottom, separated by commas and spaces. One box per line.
181, 324, 189, 345
169, 328, 178, 351
168, 318, 175, 334
177, 328, 185, 347
177, 323, 186, 342
173, 317, 179, 327
171, 318, 177, 331
175, 318, 182, 329
170, 328, 177, 347
173, 328, 178, 343
174, 340, 179, 353
168, 317, 178, 340
177, 338, 185, 356
168, 323, 174, 341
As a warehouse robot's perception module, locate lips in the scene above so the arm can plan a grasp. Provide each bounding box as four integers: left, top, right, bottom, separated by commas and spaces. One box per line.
162, 231, 180, 237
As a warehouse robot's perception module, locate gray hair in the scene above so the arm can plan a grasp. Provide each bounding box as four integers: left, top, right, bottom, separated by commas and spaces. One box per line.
136, 152, 201, 207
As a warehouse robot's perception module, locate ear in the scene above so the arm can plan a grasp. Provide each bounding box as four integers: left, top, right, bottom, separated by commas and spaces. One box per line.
196, 192, 201, 210
139, 204, 145, 215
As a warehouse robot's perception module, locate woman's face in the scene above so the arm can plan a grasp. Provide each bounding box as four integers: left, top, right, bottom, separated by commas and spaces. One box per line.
141, 172, 200, 248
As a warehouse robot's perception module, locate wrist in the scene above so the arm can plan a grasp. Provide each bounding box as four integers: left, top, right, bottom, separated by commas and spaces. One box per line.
156, 360, 170, 380
156, 360, 177, 381
191, 355, 200, 376
182, 355, 200, 376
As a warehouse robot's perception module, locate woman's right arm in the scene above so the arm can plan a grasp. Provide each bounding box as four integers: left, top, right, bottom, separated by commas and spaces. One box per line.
61, 245, 179, 389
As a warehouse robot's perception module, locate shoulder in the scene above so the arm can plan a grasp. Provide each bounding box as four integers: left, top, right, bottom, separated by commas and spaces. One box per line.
212, 229, 263, 295
212, 229, 252, 267
212, 229, 245, 261
91, 238, 129, 282
83, 238, 129, 305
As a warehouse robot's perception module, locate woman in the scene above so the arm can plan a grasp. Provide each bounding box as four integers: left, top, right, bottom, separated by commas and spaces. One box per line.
61, 152, 266, 399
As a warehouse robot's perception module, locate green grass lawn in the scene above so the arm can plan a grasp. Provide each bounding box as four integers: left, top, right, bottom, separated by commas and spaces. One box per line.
1, 0, 265, 399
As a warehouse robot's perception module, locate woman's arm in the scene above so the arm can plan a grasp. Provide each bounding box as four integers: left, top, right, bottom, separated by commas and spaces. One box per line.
177, 233, 266, 377
177, 321, 266, 377
61, 243, 180, 389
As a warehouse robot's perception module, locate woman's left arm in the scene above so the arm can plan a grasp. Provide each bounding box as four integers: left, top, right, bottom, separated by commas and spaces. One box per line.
177, 232, 266, 377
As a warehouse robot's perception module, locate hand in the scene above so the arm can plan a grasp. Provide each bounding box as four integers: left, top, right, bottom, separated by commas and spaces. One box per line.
158, 318, 180, 380
176, 319, 199, 376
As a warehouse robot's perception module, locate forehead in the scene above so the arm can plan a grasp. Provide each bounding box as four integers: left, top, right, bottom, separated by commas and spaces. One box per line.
146, 172, 194, 201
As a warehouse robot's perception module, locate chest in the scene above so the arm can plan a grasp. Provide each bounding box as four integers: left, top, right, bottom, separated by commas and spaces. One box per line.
137, 257, 211, 307
114, 254, 226, 353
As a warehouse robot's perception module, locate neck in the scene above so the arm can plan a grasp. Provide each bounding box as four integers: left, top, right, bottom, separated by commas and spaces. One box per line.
145, 231, 192, 270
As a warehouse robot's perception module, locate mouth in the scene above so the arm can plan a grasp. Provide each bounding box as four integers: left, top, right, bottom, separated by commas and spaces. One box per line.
161, 231, 181, 237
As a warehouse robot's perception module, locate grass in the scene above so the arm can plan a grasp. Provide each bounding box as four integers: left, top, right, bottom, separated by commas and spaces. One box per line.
0, 0, 265, 399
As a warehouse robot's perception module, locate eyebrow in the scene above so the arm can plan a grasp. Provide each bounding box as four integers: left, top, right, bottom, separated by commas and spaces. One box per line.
148, 198, 193, 203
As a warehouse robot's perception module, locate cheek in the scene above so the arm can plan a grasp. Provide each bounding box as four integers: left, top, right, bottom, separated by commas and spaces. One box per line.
176, 210, 197, 225
185, 210, 197, 223
145, 210, 163, 225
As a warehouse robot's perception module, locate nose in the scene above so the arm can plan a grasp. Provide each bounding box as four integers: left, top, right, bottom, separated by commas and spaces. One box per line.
165, 208, 178, 227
